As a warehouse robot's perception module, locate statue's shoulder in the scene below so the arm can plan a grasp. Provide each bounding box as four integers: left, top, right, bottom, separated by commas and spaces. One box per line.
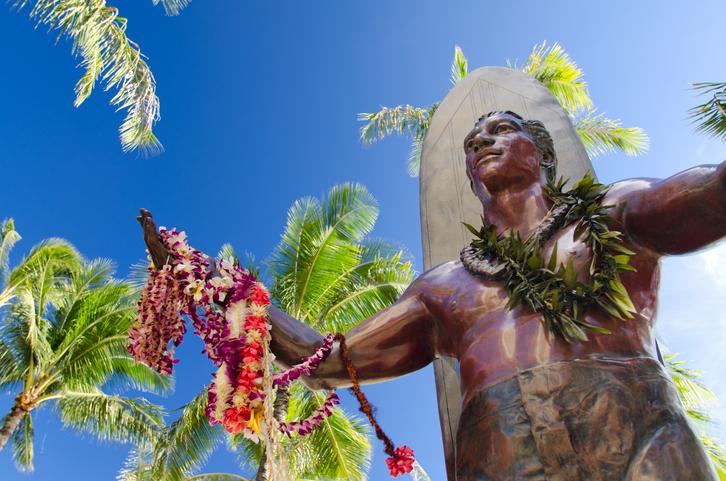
603, 177, 659, 222
410, 260, 470, 293
604, 178, 658, 203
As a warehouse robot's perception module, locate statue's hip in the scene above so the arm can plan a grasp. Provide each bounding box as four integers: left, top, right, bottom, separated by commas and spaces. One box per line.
455, 357, 717, 481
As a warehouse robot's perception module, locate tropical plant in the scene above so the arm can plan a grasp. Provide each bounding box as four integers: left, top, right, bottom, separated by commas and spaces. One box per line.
7, 0, 191, 153
665, 354, 726, 479
0, 220, 171, 472
690, 82, 726, 139
121, 183, 417, 481
359, 42, 649, 176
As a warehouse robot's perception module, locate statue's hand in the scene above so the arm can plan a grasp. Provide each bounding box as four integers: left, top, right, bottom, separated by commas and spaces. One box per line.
136, 208, 170, 269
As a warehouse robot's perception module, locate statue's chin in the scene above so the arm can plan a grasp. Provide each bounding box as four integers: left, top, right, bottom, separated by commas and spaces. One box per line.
476, 168, 540, 197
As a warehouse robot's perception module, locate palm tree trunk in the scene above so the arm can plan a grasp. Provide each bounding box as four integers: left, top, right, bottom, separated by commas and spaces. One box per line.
255, 386, 290, 481
0, 398, 28, 450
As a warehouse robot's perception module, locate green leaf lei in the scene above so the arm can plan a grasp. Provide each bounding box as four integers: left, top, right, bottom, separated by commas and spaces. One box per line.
461, 172, 637, 342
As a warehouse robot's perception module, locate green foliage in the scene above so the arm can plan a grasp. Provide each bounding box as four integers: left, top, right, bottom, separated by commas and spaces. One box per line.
690, 82, 726, 139
518, 42, 592, 114
450, 45, 468, 85
359, 42, 648, 176
574, 110, 650, 157
358, 105, 433, 146
152, 0, 191, 16
0, 219, 21, 288
150, 386, 223, 481
11, 0, 163, 154
464, 172, 636, 341
0, 229, 169, 472
284, 386, 370, 481
267, 183, 414, 330
665, 354, 726, 478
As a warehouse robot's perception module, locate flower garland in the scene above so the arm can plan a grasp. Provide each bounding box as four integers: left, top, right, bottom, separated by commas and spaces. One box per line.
461, 172, 637, 342
129, 228, 337, 441
129, 226, 416, 477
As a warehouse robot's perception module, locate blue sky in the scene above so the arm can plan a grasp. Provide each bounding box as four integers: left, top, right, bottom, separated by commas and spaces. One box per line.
1, 1, 725, 480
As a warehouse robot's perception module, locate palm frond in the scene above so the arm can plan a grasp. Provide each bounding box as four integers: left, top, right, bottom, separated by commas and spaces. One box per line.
0, 219, 21, 287
520, 41, 592, 115
574, 110, 649, 157
151, 0, 191, 16
406, 103, 437, 178
217, 243, 239, 265
15, 0, 162, 154
689, 82, 726, 139
450, 45, 468, 86
54, 258, 117, 335
665, 354, 716, 416
357, 105, 432, 145
8, 288, 54, 375
268, 184, 379, 320
57, 389, 165, 444
284, 387, 371, 481
0, 338, 23, 389
152, 386, 224, 481
7, 239, 81, 324
702, 436, 726, 480
11, 414, 34, 472
318, 245, 413, 333
107, 356, 174, 395
117, 445, 155, 481
407, 133, 425, 178
128, 261, 152, 290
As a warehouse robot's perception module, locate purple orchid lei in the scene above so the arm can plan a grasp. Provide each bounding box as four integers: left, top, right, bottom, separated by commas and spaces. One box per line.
279, 392, 340, 437
128, 227, 339, 441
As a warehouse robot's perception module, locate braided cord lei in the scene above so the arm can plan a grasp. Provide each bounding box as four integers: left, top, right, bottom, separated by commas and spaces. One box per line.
128, 227, 414, 477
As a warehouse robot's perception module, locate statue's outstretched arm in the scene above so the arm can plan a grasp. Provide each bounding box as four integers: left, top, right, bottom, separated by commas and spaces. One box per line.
137, 209, 437, 391
615, 161, 726, 255
269, 291, 437, 390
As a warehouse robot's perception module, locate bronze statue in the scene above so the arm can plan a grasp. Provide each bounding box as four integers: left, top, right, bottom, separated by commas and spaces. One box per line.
139, 111, 725, 480
269, 109, 726, 481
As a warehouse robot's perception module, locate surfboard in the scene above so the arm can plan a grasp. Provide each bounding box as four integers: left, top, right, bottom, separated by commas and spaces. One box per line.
418, 66, 595, 481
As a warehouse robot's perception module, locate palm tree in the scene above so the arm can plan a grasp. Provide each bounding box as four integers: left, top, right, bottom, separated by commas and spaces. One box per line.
8, 0, 191, 154
690, 82, 726, 139
0, 219, 171, 471
122, 183, 417, 481
665, 354, 726, 479
359, 42, 649, 176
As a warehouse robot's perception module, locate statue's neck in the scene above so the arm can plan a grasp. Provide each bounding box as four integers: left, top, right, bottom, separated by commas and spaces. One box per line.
481, 183, 552, 238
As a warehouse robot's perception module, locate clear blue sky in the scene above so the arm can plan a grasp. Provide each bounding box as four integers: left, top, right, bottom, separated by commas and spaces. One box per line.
1, 1, 725, 480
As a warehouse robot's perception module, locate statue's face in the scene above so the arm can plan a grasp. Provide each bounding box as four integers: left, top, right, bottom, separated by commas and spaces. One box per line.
464, 112, 541, 197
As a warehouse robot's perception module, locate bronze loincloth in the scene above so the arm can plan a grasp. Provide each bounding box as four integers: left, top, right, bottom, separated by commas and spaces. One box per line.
456, 357, 717, 481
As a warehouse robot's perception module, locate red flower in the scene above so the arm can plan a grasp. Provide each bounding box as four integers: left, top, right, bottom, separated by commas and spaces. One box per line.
249, 284, 270, 305
223, 407, 251, 434
385, 446, 415, 477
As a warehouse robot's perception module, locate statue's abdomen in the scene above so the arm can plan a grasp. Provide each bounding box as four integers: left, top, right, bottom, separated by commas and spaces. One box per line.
455, 357, 716, 481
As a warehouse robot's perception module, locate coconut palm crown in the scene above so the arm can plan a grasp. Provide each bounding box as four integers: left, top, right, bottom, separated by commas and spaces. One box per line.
0, 219, 171, 472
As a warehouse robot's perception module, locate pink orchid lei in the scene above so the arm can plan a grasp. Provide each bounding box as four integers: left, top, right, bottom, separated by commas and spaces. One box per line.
128, 228, 336, 440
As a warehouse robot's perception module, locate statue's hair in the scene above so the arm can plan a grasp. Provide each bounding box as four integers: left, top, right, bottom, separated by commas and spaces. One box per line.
477, 111, 556, 182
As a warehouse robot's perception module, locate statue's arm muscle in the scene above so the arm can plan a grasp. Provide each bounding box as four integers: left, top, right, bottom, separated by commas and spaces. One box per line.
617, 162, 726, 255
269, 290, 437, 390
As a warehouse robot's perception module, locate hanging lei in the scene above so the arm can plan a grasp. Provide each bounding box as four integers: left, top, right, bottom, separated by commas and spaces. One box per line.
460, 172, 637, 342
128, 227, 415, 477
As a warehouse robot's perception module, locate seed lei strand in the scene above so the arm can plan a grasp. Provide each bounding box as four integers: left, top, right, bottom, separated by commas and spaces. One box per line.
461, 172, 638, 342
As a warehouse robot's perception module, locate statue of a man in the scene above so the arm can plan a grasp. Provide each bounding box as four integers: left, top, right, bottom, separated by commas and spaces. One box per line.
265, 111, 724, 480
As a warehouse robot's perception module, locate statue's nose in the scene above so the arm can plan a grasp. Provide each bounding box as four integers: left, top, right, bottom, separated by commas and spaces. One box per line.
466, 131, 495, 153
